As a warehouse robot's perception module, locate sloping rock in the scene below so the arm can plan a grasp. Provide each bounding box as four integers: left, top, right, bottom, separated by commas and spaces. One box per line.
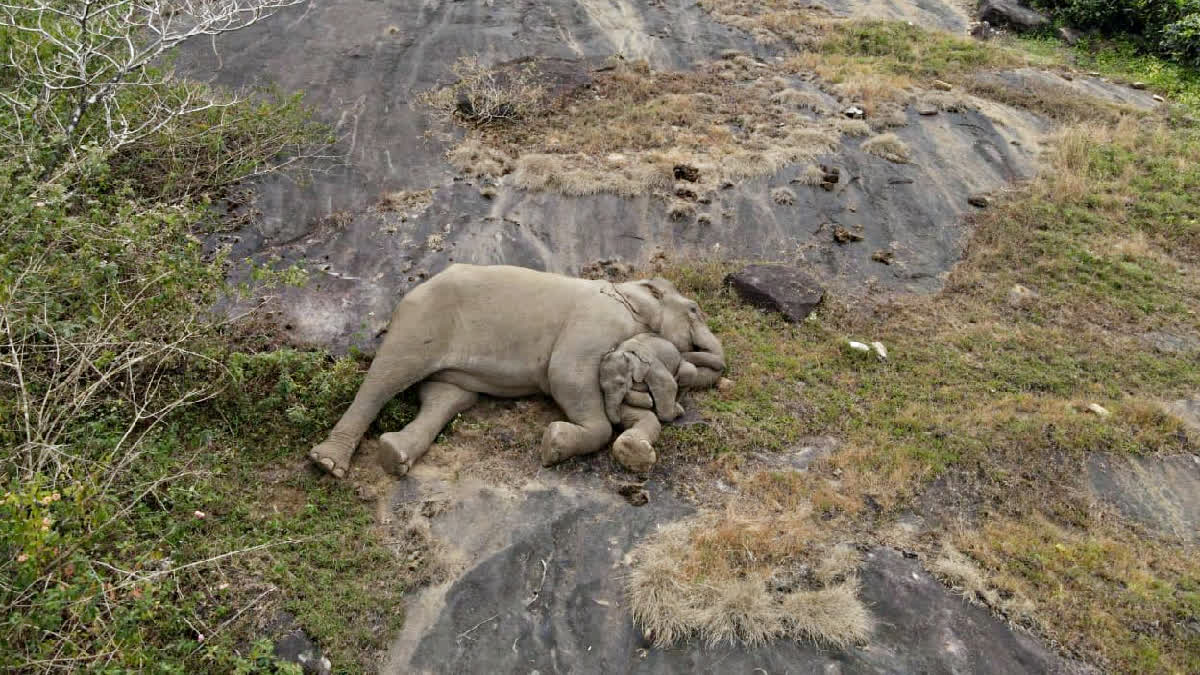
383, 469, 1079, 674
1166, 394, 1200, 434
977, 0, 1048, 32
1087, 453, 1200, 542
181, 1, 1047, 352
973, 69, 1162, 110
725, 264, 825, 322
1141, 331, 1200, 354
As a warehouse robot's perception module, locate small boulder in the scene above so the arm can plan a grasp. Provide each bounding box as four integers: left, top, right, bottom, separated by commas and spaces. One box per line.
933, 80, 954, 91
275, 629, 332, 675
752, 436, 842, 472
977, 0, 1049, 32
969, 20, 999, 40
725, 264, 824, 322
968, 194, 991, 208
871, 249, 895, 264
1131, 81, 1147, 90
1007, 283, 1039, 308
673, 164, 700, 182
843, 105, 865, 119
1153, 94, 1165, 103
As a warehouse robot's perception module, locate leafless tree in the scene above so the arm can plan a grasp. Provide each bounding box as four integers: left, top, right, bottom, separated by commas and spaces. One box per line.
0, 0, 306, 178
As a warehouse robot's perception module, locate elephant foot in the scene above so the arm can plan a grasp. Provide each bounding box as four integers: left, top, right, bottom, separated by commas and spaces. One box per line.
612, 431, 657, 473
379, 432, 423, 477
309, 441, 350, 479
540, 425, 564, 467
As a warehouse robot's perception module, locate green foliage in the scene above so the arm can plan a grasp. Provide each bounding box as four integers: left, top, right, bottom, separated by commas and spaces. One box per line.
1162, 12, 1200, 65
1031, 0, 1200, 66
0, 21, 386, 667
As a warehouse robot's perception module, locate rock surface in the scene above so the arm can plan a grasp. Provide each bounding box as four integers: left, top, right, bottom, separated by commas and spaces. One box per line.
725, 264, 825, 322
180, 0, 1050, 352
383, 467, 1078, 674
1087, 453, 1200, 542
977, 0, 1049, 32
751, 436, 842, 472
275, 628, 333, 675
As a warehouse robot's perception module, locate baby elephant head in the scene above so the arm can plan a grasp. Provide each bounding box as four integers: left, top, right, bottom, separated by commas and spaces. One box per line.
599, 350, 649, 425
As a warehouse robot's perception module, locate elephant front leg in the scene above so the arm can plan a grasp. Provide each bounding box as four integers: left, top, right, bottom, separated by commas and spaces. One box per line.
379, 381, 478, 477
612, 405, 661, 473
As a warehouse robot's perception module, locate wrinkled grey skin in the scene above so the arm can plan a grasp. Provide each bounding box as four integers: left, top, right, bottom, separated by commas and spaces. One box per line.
308, 264, 724, 478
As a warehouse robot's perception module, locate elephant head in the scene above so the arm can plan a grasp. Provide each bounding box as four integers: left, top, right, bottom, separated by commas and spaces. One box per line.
616, 278, 725, 368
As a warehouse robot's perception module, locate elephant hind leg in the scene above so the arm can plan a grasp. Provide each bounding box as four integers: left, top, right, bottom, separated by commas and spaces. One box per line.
380, 380, 478, 477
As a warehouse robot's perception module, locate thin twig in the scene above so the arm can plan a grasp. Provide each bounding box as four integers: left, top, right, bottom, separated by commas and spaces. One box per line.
456, 614, 499, 643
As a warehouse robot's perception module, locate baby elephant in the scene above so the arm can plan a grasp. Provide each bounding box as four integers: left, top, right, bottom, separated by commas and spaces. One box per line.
600, 333, 724, 472
600, 333, 693, 425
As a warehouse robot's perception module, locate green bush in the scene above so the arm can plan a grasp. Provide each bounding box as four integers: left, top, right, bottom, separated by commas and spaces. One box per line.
1032, 0, 1200, 66
1162, 13, 1200, 65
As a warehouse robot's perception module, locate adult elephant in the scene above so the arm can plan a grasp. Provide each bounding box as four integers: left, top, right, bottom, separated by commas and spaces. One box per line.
309, 264, 725, 478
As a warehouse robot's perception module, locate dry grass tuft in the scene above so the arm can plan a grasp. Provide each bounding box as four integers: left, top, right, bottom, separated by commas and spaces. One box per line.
771, 186, 797, 205
929, 544, 998, 605
861, 132, 909, 162
793, 163, 827, 185
628, 513, 872, 649
771, 87, 833, 113
376, 188, 433, 215
447, 139, 513, 178
781, 581, 873, 648
835, 118, 872, 136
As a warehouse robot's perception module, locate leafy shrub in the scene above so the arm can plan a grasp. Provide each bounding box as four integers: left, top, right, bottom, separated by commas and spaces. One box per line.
1162, 13, 1200, 66
1033, 0, 1200, 66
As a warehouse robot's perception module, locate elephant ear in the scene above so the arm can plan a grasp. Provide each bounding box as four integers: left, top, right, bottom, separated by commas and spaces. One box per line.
599, 351, 632, 425
627, 349, 652, 382
638, 280, 664, 300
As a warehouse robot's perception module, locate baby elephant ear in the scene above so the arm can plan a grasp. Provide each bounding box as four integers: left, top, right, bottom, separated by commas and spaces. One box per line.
638, 280, 664, 300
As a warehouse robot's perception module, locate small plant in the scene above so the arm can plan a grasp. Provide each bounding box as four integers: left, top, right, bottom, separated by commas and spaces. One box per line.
421, 56, 547, 126
861, 132, 910, 163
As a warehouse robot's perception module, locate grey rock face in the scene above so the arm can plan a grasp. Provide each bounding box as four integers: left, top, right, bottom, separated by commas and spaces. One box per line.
383, 472, 1078, 674
726, 264, 825, 322
977, 0, 1049, 32
1141, 331, 1200, 354
1087, 453, 1200, 542
180, 0, 1046, 352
